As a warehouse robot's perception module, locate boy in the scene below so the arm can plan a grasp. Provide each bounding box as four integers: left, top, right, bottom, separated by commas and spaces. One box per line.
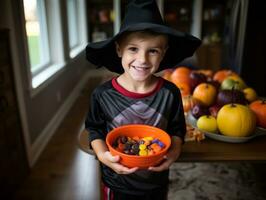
85, 0, 201, 199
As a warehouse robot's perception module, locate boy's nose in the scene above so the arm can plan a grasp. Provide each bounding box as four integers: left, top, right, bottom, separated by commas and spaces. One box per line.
137, 51, 148, 64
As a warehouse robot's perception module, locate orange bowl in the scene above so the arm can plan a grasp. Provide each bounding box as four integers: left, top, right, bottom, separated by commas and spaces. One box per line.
106, 124, 171, 169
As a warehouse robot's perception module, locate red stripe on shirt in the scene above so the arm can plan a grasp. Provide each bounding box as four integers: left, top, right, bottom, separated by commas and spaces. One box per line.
103, 184, 114, 200
112, 77, 164, 98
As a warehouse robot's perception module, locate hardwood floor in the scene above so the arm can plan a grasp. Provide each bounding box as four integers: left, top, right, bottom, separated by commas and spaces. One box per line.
15, 84, 101, 200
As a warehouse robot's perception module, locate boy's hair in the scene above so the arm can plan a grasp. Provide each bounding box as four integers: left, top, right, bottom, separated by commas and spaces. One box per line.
116, 30, 169, 46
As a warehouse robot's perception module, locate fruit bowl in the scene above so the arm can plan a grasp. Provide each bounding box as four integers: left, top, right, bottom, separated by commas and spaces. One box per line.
256, 126, 266, 134
106, 124, 171, 169
186, 112, 266, 143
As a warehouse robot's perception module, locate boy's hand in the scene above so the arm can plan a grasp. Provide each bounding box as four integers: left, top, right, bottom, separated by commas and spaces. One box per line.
100, 151, 138, 174
91, 139, 138, 174
148, 136, 182, 172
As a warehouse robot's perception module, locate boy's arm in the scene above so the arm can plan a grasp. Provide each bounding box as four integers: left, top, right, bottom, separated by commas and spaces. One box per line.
91, 139, 138, 174
148, 83, 186, 172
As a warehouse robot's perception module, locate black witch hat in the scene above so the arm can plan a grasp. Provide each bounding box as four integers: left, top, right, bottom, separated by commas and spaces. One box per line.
86, 0, 201, 73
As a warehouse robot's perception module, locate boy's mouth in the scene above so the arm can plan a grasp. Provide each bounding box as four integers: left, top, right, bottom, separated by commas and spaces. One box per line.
132, 66, 150, 72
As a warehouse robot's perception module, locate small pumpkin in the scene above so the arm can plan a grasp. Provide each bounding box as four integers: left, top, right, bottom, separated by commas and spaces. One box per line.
249, 100, 266, 128
217, 104, 256, 137
171, 66, 191, 86
192, 83, 217, 107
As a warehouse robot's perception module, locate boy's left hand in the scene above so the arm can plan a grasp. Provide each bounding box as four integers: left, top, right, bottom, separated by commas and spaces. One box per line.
148, 136, 182, 172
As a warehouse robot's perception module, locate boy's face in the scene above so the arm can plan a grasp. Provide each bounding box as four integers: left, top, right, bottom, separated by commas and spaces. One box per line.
116, 32, 168, 82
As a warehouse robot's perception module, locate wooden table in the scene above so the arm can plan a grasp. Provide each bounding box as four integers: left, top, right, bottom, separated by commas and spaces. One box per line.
180, 136, 266, 161
77, 129, 266, 162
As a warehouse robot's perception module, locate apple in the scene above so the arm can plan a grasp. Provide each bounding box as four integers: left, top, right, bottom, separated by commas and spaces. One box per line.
191, 104, 210, 119
221, 78, 246, 91
197, 115, 218, 133
216, 89, 247, 106
189, 71, 207, 90
227, 75, 247, 88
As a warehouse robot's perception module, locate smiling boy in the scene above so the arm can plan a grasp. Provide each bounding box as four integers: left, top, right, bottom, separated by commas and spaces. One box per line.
85, 0, 201, 199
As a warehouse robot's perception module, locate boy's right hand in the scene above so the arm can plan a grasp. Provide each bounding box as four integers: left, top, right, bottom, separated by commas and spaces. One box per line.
100, 151, 138, 174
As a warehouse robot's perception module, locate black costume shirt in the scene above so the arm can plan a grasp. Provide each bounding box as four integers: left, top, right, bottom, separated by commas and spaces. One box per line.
85, 77, 186, 195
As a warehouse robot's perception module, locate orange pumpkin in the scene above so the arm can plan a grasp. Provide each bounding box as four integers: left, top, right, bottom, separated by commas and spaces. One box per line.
192, 83, 217, 107
249, 100, 266, 128
213, 69, 238, 83
171, 66, 191, 86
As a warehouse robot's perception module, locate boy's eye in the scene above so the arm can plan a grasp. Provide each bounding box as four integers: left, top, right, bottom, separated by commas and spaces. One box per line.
149, 49, 160, 55
128, 47, 138, 52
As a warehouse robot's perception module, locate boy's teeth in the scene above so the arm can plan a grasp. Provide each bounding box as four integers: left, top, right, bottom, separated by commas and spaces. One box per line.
135, 66, 147, 70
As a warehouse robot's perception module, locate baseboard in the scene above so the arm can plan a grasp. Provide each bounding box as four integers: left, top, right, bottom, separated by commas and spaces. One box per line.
29, 71, 90, 167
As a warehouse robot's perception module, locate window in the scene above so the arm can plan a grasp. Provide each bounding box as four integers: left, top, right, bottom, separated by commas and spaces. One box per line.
67, 0, 88, 58
67, 0, 79, 49
23, 0, 87, 89
23, 0, 50, 76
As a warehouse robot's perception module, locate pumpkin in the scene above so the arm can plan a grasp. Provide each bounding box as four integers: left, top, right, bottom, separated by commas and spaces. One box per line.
213, 69, 237, 83
182, 95, 196, 113
249, 100, 266, 128
217, 104, 256, 137
192, 83, 217, 107
171, 66, 191, 86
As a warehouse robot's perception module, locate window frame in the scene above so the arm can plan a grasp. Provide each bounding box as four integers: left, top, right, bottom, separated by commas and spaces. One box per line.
22, 0, 87, 91
67, 0, 88, 58
67, 0, 79, 49
24, 0, 51, 77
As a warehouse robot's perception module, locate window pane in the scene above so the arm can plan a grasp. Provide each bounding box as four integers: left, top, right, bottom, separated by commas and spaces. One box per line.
23, 0, 50, 74
67, 0, 79, 49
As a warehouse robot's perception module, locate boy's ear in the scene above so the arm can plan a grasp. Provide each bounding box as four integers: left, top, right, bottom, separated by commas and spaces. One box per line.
115, 42, 122, 57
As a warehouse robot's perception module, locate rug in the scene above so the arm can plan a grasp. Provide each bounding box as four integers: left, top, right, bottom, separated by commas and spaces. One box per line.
168, 162, 266, 200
